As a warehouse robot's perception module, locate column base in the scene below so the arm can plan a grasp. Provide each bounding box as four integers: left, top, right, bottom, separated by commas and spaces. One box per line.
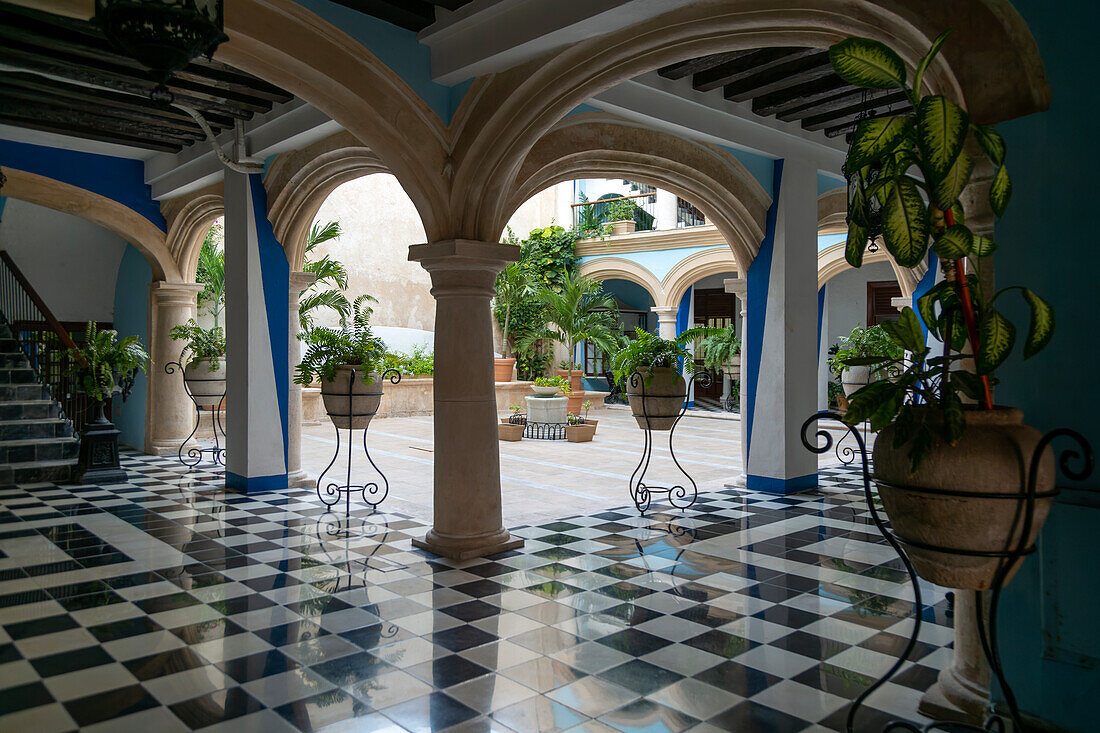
148, 440, 198, 457
918, 667, 989, 725
413, 527, 524, 561
287, 469, 312, 488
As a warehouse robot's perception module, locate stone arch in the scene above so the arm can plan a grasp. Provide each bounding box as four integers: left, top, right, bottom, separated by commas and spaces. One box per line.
265, 131, 390, 270
451, 0, 1048, 244
578, 257, 663, 307
661, 248, 741, 310
161, 185, 224, 282
217, 0, 450, 241
0, 167, 181, 282
818, 187, 848, 234
504, 114, 770, 272
817, 242, 920, 300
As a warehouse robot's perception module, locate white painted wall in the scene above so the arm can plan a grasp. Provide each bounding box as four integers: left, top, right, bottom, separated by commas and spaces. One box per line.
824, 260, 897, 351
0, 199, 126, 322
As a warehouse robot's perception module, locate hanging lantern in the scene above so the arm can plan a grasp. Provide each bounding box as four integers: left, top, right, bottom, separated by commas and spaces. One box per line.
95, 0, 228, 83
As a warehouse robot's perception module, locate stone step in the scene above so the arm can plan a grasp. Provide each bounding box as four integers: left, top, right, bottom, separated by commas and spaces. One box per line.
0, 400, 59, 421
0, 384, 50, 401
0, 353, 29, 369
0, 367, 37, 385
0, 418, 73, 440
0, 437, 79, 464
0, 338, 20, 352
0, 459, 74, 486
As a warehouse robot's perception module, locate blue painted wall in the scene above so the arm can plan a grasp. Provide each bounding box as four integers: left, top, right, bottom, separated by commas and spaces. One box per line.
994, 1, 1099, 729
720, 146, 775, 193
817, 172, 845, 196
111, 246, 151, 450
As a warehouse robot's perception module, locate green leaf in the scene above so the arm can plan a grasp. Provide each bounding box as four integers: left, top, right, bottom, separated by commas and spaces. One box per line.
951, 370, 985, 401
912, 30, 952, 97
933, 151, 973, 210
990, 164, 1012, 217
892, 405, 916, 448
974, 124, 1006, 167
829, 37, 907, 89
916, 96, 969, 178
972, 235, 996, 257
845, 222, 867, 268
943, 389, 965, 445
881, 307, 927, 353
843, 381, 897, 426
908, 425, 935, 474
847, 116, 910, 170
949, 309, 967, 351
881, 176, 930, 267
976, 308, 1016, 374
869, 387, 903, 432
931, 224, 973, 260
1021, 289, 1055, 359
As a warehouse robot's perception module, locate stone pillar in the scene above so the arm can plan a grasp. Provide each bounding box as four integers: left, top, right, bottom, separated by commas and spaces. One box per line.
724, 277, 748, 477
742, 158, 818, 494
409, 240, 524, 560
920, 591, 991, 723
655, 190, 678, 230
818, 284, 830, 410
287, 271, 317, 487
147, 281, 203, 455
651, 306, 678, 340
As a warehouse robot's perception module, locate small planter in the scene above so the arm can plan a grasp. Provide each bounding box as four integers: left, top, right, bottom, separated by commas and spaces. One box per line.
555, 370, 583, 393
874, 406, 1054, 590
321, 365, 383, 429
841, 365, 869, 397
566, 423, 596, 443
609, 219, 636, 236
531, 385, 561, 396
626, 367, 686, 431
494, 357, 516, 382
498, 423, 524, 441
184, 358, 226, 408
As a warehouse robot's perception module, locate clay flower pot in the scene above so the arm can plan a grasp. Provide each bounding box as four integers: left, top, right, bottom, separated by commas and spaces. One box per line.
609, 220, 636, 236
184, 358, 226, 409
566, 423, 596, 442
626, 367, 686, 431
555, 370, 583, 393
498, 422, 524, 441
494, 357, 516, 382
874, 406, 1055, 590
320, 365, 383, 429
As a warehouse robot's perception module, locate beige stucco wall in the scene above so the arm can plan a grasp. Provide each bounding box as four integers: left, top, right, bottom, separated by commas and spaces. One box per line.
310, 174, 435, 330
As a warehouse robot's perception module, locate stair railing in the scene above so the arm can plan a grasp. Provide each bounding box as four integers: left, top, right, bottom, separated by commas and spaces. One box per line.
0, 250, 107, 432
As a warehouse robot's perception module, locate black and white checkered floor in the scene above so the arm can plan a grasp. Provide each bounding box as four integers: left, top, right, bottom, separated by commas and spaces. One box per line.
0, 451, 953, 732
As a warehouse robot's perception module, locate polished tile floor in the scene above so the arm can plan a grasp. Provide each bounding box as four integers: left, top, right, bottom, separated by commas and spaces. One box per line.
0, 452, 951, 732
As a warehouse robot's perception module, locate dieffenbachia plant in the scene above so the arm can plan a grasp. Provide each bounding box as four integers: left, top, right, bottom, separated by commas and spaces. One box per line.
829, 31, 1054, 470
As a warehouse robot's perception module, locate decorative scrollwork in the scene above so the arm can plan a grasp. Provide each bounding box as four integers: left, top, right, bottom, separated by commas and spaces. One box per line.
166, 360, 226, 468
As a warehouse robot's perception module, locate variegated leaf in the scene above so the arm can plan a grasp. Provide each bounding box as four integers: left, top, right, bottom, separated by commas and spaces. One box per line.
848, 116, 909, 170
916, 96, 969, 178
931, 224, 973, 260
1021, 289, 1055, 359
912, 30, 952, 96
881, 176, 930, 268
990, 164, 1012, 217
972, 235, 996, 257
974, 124, 1006, 167
933, 151, 973, 210
976, 308, 1016, 374
845, 222, 867, 268
829, 37, 907, 89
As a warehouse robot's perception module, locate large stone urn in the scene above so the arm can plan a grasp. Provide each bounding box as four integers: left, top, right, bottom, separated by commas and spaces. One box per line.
625, 367, 686, 431
873, 406, 1054, 590
184, 358, 226, 408
526, 395, 567, 424
321, 366, 383, 429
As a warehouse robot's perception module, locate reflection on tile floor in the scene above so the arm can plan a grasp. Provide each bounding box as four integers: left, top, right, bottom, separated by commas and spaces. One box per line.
0, 451, 951, 732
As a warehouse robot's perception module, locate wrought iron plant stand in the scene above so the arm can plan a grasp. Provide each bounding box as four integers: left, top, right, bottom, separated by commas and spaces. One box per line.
801, 411, 1094, 733
316, 367, 401, 517
628, 370, 711, 515
164, 360, 226, 468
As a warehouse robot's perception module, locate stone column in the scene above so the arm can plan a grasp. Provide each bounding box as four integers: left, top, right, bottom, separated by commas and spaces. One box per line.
655, 190, 678, 230
409, 240, 524, 560
287, 271, 316, 487
724, 277, 748, 476
147, 281, 203, 455
919, 591, 991, 723
651, 306, 678, 340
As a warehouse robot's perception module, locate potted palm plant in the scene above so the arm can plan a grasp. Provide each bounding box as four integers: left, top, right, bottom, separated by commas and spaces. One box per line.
611, 327, 718, 430
493, 260, 531, 382
831, 32, 1055, 590
519, 272, 622, 414
169, 319, 225, 408
294, 296, 387, 429
605, 198, 638, 235
68, 322, 148, 482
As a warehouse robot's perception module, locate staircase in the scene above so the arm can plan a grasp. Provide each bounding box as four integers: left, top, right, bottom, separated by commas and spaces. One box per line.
0, 324, 79, 485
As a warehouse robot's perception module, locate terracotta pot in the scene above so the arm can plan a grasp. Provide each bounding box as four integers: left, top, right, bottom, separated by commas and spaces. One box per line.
566, 423, 596, 443
609, 220, 636, 236
874, 406, 1055, 590
494, 357, 515, 382
184, 358, 226, 409
566, 393, 584, 415
320, 365, 383, 429
625, 367, 686, 431
555, 369, 583, 393
498, 423, 524, 442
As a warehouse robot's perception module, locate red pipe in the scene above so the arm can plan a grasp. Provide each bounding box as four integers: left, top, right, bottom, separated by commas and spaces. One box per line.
943, 208, 993, 409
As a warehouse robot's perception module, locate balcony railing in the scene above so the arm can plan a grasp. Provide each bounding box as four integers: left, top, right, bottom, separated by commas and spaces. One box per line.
572, 193, 705, 234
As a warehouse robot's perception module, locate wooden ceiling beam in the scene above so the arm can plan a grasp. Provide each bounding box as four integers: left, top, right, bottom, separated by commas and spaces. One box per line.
722, 51, 834, 102
0, 107, 185, 153
752, 75, 850, 117
329, 0, 435, 32
0, 96, 202, 143
658, 51, 757, 81
693, 48, 818, 92
802, 91, 912, 132
0, 85, 207, 137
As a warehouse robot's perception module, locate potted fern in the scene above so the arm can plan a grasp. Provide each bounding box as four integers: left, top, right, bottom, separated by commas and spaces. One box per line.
831, 33, 1055, 590
294, 296, 387, 429
605, 198, 638, 235
169, 319, 225, 408
827, 324, 902, 397
611, 327, 718, 430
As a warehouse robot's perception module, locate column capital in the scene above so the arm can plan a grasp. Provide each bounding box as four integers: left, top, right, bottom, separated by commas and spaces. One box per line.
651, 306, 678, 322
723, 277, 746, 297
289, 271, 317, 297
150, 281, 203, 307
409, 239, 519, 270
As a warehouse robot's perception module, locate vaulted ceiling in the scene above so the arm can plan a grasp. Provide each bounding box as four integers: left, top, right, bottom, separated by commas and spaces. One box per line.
658, 48, 911, 138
